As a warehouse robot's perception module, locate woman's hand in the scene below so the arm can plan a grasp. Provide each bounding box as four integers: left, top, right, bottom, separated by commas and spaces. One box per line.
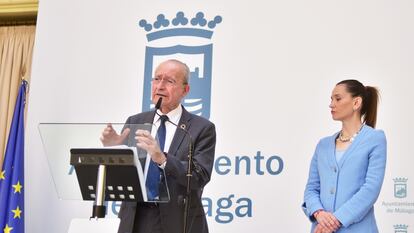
314, 210, 341, 232
314, 223, 333, 233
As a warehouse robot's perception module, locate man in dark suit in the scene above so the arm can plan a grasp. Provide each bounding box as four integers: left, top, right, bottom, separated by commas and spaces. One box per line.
101, 59, 216, 233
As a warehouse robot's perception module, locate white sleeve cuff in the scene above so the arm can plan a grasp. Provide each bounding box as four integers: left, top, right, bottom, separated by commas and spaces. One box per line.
158, 160, 167, 169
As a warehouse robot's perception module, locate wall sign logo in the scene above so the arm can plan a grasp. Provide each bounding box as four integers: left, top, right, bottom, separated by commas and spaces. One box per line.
394, 178, 408, 198
394, 224, 408, 233
139, 12, 222, 119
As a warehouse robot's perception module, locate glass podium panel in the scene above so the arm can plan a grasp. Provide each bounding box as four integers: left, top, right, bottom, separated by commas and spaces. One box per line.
38, 123, 170, 203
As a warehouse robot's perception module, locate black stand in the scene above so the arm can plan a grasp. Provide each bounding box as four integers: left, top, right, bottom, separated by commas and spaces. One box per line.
183, 141, 194, 233
70, 148, 146, 218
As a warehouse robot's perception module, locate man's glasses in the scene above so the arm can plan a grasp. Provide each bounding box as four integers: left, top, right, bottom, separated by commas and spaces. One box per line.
152, 77, 187, 86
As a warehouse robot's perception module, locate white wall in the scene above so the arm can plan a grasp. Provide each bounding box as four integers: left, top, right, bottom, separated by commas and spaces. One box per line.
27, 0, 414, 232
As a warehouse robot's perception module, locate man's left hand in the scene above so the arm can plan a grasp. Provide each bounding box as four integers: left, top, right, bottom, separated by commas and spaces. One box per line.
135, 129, 166, 165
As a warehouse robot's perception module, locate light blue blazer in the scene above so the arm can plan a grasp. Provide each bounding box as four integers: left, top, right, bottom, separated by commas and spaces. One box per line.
303, 125, 387, 233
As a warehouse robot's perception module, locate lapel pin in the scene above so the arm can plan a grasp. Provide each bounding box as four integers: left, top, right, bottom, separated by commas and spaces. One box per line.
180, 124, 186, 130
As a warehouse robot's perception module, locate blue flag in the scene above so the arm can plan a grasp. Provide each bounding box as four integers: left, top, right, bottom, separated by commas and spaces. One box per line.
0, 80, 27, 233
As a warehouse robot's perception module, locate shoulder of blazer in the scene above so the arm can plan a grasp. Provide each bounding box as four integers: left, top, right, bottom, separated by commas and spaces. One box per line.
318, 125, 386, 144
180, 106, 215, 127
361, 125, 386, 144
125, 111, 156, 124
318, 131, 339, 148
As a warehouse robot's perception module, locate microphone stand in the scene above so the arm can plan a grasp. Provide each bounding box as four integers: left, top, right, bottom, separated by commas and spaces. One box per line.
154, 98, 195, 233
183, 138, 194, 233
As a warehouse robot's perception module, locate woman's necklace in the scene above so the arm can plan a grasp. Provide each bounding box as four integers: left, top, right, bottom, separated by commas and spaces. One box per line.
337, 125, 364, 143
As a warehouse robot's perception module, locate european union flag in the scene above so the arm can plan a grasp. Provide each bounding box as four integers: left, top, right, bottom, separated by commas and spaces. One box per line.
0, 80, 27, 233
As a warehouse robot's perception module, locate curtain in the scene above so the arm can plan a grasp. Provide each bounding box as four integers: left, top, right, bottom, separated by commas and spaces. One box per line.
0, 25, 36, 167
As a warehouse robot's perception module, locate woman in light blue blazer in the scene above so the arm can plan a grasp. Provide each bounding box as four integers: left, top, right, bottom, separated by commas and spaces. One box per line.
303, 80, 387, 233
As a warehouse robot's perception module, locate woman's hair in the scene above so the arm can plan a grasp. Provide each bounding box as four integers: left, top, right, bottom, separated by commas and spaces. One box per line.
337, 79, 380, 128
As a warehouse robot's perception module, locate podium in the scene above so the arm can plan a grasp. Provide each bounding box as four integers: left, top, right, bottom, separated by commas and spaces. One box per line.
38, 123, 170, 233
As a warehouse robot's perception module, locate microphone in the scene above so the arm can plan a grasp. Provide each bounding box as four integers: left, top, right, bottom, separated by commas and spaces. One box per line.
155, 97, 162, 110
154, 98, 195, 165
154, 97, 198, 233
154, 97, 189, 134
154, 97, 193, 146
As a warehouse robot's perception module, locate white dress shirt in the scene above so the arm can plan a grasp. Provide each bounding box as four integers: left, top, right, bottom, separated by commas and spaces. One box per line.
143, 105, 182, 177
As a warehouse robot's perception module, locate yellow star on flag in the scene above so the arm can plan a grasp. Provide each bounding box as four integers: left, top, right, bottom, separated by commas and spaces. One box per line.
12, 181, 22, 194
0, 170, 5, 180
3, 224, 13, 233
12, 206, 22, 219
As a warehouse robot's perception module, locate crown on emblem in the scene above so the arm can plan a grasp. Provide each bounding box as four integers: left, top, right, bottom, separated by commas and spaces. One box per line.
139, 12, 222, 41
393, 178, 408, 183
394, 224, 409, 230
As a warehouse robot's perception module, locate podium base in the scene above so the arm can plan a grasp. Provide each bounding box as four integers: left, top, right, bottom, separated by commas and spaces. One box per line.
67, 218, 120, 233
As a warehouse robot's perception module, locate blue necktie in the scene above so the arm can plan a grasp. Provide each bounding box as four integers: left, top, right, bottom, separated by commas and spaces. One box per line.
146, 115, 168, 200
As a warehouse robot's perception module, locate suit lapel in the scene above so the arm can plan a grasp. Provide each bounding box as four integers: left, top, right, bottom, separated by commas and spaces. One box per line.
337, 125, 369, 169
168, 107, 192, 156
328, 132, 340, 169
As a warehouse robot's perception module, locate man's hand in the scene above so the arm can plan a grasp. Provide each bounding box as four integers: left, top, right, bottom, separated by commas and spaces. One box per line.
135, 129, 166, 165
314, 210, 341, 233
100, 123, 130, 146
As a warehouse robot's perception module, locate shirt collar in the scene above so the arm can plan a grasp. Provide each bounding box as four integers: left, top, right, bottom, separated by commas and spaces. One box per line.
154, 104, 182, 125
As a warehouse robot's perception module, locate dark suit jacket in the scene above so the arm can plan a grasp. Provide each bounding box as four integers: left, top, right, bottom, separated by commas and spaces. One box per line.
117, 106, 216, 233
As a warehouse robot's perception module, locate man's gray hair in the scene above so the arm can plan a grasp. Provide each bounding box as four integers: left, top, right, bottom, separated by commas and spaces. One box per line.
167, 59, 190, 84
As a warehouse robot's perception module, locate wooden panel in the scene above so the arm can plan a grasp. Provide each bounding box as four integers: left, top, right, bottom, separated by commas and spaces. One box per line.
0, 0, 38, 18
